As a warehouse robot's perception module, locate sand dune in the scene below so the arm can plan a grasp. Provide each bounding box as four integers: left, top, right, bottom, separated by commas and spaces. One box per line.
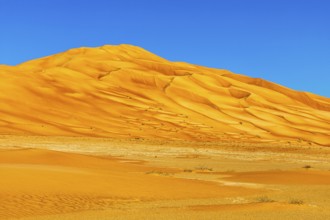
0, 44, 329, 145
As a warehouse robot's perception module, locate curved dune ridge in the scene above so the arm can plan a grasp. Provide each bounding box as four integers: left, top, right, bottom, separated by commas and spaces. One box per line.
0, 44, 329, 145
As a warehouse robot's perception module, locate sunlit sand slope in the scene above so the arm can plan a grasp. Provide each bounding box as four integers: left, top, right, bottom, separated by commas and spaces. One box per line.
0, 44, 329, 145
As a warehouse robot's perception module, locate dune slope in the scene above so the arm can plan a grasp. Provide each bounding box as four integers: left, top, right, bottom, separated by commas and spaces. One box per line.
0, 44, 329, 145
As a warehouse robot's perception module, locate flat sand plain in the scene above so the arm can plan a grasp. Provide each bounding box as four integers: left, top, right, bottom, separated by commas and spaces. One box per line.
0, 135, 330, 220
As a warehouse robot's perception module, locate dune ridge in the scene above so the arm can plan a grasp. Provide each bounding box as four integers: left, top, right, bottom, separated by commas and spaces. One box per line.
0, 44, 329, 145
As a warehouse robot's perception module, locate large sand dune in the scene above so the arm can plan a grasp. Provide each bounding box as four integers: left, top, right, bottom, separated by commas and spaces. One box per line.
0, 44, 329, 145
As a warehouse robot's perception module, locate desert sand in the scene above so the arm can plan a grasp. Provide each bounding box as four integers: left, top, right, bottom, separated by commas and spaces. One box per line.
0, 136, 330, 219
0, 45, 330, 219
0, 44, 329, 145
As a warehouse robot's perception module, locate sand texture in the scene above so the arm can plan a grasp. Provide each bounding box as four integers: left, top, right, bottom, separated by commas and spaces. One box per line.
0, 44, 329, 145
0, 137, 330, 219
1, 45, 330, 219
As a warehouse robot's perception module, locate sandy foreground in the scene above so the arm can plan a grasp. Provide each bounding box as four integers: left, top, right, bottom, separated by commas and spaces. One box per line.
0, 136, 330, 219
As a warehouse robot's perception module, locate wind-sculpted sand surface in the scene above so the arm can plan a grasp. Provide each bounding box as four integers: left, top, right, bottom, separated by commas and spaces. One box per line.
1, 136, 330, 219
0, 44, 329, 145
1, 44, 329, 219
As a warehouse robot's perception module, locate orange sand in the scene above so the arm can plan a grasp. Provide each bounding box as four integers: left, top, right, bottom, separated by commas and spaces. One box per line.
224, 170, 330, 185
0, 44, 329, 145
0, 148, 258, 219
1, 137, 330, 220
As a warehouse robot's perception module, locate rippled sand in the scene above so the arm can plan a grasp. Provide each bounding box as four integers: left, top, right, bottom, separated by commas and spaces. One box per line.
0, 136, 330, 219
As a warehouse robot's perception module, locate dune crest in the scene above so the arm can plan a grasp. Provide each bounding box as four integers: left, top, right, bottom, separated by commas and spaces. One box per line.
0, 44, 329, 145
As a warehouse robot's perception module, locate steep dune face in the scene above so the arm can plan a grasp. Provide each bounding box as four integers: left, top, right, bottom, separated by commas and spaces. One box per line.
0, 44, 329, 145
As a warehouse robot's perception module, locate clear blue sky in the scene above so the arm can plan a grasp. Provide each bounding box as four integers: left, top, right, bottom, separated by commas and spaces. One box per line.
0, 0, 329, 97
